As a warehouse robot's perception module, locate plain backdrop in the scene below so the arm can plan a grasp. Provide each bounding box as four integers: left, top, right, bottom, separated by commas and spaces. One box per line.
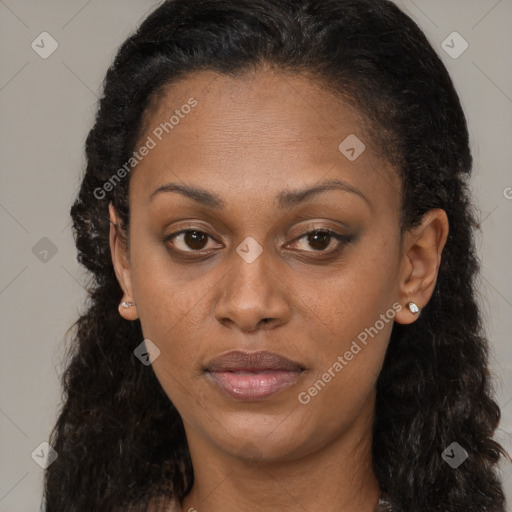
0, 0, 511, 510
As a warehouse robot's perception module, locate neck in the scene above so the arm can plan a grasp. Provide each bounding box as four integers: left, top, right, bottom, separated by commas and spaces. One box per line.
180, 398, 381, 512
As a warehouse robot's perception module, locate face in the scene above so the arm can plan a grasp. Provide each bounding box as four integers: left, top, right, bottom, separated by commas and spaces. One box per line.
110, 67, 444, 465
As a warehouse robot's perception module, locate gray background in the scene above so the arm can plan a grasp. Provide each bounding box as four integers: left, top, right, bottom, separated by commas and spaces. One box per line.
0, 0, 511, 510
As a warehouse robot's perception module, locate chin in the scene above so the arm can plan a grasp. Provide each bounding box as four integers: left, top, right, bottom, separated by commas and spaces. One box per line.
201, 409, 325, 462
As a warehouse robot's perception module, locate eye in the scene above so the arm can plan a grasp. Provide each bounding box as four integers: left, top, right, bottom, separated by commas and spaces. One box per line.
163, 227, 353, 259
164, 229, 221, 254
287, 229, 352, 254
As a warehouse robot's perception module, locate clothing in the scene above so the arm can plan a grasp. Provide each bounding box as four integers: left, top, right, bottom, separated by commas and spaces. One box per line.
155, 493, 393, 511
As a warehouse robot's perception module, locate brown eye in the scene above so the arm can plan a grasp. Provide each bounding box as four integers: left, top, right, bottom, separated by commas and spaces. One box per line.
182, 231, 208, 250
307, 230, 332, 251
165, 230, 219, 253
290, 229, 351, 253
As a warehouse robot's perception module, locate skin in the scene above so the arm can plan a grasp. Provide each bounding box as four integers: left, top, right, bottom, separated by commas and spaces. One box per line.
109, 66, 449, 512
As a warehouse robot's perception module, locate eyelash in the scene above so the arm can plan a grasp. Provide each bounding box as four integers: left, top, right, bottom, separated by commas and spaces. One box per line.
162, 227, 353, 260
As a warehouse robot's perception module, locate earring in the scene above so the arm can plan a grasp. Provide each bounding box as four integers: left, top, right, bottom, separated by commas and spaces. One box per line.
120, 301, 135, 308
407, 302, 420, 314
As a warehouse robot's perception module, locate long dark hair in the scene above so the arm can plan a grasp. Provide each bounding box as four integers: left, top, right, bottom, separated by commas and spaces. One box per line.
43, 1, 508, 510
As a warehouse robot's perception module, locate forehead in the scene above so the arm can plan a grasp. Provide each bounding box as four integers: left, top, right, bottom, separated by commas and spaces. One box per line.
143, 68, 370, 155
131, 68, 400, 212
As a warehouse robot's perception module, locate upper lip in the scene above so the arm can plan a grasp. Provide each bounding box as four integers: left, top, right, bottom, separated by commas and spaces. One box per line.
205, 350, 304, 372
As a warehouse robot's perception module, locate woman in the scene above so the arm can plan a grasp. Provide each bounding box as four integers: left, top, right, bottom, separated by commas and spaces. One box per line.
43, 0, 508, 510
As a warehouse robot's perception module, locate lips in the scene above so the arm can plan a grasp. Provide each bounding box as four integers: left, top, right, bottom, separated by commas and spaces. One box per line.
205, 350, 305, 400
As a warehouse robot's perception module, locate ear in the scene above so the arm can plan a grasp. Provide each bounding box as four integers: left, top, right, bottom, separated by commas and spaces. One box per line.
394, 208, 449, 325
109, 203, 138, 321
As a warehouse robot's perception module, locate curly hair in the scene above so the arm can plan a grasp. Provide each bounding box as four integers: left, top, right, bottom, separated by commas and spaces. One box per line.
43, 0, 508, 510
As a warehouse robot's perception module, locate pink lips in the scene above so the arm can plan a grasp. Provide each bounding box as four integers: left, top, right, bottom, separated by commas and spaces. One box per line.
205, 350, 304, 400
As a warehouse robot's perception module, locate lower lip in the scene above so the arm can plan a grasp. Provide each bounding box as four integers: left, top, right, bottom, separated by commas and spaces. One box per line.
207, 370, 303, 400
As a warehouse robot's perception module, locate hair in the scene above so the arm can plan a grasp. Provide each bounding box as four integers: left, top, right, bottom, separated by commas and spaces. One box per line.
43, 0, 508, 511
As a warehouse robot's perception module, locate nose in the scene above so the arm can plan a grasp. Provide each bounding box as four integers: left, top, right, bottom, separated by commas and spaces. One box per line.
214, 246, 291, 333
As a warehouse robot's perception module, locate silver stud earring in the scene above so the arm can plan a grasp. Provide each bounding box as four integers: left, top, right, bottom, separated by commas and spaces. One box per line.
407, 302, 420, 314
120, 301, 135, 308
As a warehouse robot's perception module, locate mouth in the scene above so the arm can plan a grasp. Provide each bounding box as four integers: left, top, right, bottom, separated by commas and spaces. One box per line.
204, 350, 305, 401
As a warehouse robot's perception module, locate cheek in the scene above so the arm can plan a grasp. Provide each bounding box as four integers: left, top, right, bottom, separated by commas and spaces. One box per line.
288, 234, 400, 409
132, 264, 208, 413
301, 234, 400, 347
293, 267, 396, 395
287, 271, 397, 446
132, 270, 205, 369
127, 236, 204, 378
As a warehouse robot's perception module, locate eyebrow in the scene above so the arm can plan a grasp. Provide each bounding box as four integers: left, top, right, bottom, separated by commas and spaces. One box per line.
149, 178, 370, 209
